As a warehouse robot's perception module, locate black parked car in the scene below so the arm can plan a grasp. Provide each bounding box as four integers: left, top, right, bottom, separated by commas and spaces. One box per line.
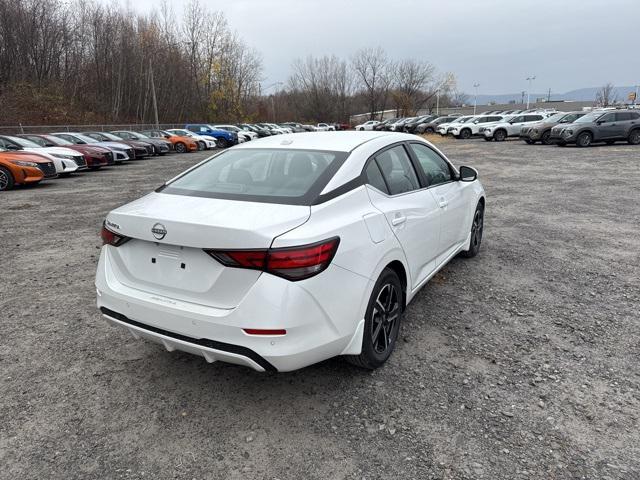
416, 115, 462, 134
403, 115, 437, 133
551, 110, 640, 147
374, 118, 398, 131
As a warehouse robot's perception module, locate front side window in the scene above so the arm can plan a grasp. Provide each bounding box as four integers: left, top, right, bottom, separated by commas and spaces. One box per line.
409, 143, 453, 187
373, 145, 420, 195
599, 113, 616, 123
162, 149, 347, 205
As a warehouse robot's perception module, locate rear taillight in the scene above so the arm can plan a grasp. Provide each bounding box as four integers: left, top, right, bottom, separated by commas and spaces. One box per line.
101, 223, 130, 247
205, 237, 340, 281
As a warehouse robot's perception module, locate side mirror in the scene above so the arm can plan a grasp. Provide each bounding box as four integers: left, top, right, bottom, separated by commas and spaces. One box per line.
164, 135, 170, 139
459, 166, 478, 182
596, 121, 604, 125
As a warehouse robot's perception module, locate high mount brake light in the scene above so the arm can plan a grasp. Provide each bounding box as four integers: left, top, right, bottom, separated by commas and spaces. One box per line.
205, 237, 340, 281
101, 223, 130, 247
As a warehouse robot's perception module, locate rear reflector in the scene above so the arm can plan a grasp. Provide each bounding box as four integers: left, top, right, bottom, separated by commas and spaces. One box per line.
243, 329, 287, 336
205, 237, 340, 281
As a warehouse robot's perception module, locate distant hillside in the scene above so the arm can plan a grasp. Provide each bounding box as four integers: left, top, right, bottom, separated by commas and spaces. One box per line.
476, 86, 637, 105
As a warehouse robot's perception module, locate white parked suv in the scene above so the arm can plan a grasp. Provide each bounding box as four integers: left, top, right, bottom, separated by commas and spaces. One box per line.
481, 113, 549, 141
355, 120, 381, 131
436, 116, 475, 136
449, 115, 510, 139
96, 132, 485, 372
316, 123, 336, 131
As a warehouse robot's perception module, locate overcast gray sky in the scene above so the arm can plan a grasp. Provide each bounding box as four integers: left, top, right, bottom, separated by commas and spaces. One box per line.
115, 0, 639, 95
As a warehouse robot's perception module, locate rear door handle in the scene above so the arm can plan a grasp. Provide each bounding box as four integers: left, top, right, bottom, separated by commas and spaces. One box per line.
391, 215, 407, 226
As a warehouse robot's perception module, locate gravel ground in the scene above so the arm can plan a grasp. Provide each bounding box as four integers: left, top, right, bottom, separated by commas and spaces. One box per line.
1, 138, 639, 480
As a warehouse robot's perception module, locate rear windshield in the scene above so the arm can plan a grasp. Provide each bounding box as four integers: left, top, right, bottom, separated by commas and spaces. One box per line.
161, 148, 349, 205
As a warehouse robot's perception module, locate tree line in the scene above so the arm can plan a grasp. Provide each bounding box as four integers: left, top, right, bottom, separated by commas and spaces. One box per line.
0, 0, 459, 125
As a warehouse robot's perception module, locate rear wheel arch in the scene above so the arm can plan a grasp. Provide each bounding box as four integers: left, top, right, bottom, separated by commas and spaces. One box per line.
628, 127, 640, 145
386, 260, 407, 309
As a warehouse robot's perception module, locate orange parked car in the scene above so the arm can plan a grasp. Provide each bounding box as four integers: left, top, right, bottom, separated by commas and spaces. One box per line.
141, 129, 198, 153
0, 149, 57, 191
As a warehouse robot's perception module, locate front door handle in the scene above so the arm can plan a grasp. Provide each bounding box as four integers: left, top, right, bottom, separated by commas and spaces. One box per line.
391, 215, 407, 226
438, 198, 448, 209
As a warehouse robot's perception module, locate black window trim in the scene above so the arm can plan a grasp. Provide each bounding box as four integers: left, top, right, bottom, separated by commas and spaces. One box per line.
359, 142, 422, 198
359, 141, 460, 198
406, 141, 459, 190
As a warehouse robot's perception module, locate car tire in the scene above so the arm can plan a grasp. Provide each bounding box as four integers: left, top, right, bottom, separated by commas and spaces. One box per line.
460, 128, 472, 140
576, 132, 592, 148
461, 202, 484, 258
0, 166, 15, 191
627, 129, 640, 145
217, 138, 230, 149
493, 129, 507, 142
197, 141, 205, 151
425, 127, 434, 134
175, 142, 187, 153
346, 268, 404, 370
541, 131, 552, 145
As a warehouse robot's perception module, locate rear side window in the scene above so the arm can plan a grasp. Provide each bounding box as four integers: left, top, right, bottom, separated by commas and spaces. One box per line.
409, 143, 453, 187
162, 148, 348, 205
373, 145, 420, 195
365, 161, 389, 194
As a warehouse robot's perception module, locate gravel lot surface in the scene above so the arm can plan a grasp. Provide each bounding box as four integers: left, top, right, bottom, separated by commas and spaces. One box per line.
1, 138, 639, 480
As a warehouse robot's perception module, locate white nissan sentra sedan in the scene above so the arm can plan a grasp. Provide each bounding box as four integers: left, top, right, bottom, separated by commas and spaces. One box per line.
96, 131, 485, 372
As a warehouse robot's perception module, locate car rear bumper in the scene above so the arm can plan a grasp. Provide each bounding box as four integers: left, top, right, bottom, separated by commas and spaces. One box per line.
95, 247, 369, 372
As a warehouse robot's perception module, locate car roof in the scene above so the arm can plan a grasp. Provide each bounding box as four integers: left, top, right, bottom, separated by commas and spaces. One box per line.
233, 131, 408, 152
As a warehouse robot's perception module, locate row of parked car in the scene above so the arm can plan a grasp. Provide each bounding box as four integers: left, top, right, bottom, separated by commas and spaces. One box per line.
0, 120, 353, 191
355, 107, 640, 147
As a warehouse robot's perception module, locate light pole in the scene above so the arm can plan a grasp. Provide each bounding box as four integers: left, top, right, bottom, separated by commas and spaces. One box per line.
149, 60, 159, 129
526, 76, 536, 109
473, 83, 480, 115
436, 88, 440, 115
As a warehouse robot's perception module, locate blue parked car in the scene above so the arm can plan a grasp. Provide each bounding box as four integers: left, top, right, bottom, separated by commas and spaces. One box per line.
185, 124, 238, 148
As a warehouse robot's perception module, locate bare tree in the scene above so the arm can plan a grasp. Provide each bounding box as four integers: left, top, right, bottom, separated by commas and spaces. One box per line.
595, 83, 617, 107
390, 59, 437, 115
351, 47, 393, 120
288, 55, 352, 122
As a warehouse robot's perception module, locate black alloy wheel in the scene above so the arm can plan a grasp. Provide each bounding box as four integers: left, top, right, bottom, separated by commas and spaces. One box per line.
346, 268, 403, 370
0, 166, 14, 191
576, 132, 593, 148
493, 129, 507, 142
460, 128, 472, 140
461, 202, 484, 258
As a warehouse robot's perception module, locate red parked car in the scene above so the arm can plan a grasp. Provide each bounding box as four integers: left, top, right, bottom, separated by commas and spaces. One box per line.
18, 134, 114, 169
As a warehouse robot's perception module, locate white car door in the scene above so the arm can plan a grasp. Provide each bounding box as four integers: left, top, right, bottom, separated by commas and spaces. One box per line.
407, 142, 472, 265
365, 144, 442, 288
